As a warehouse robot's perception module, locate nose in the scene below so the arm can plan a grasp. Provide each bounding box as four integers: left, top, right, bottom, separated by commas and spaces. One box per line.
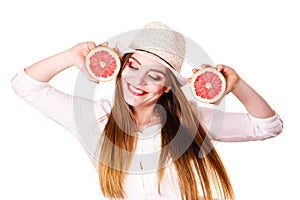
132, 69, 146, 86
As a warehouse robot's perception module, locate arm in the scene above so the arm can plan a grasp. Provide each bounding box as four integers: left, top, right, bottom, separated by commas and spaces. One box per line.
195, 64, 283, 141
196, 105, 282, 142
25, 42, 97, 82
12, 41, 99, 133
11, 42, 112, 160
217, 64, 275, 118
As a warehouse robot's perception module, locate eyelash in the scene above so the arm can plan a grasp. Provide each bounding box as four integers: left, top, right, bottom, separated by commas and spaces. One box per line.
148, 75, 161, 81
128, 64, 162, 81
128, 65, 139, 70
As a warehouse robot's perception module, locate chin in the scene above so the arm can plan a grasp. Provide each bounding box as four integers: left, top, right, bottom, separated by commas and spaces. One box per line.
123, 96, 144, 108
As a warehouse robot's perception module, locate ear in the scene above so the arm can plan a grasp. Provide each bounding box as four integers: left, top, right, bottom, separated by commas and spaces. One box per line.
164, 86, 171, 93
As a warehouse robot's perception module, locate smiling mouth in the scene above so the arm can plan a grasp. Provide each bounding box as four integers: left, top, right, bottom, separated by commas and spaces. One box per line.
127, 83, 147, 96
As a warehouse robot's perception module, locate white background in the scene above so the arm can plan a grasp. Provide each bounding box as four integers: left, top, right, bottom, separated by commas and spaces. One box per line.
1, 0, 299, 199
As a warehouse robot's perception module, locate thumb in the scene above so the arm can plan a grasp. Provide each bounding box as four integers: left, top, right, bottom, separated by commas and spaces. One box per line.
87, 41, 97, 51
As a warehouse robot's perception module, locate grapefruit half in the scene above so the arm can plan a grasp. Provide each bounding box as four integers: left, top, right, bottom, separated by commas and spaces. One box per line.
190, 67, 226, 103
85, 46, 121, 82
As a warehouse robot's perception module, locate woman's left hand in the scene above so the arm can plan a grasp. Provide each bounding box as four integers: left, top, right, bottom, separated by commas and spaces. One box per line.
190, 64, 241, 104
214, 64, 241, 95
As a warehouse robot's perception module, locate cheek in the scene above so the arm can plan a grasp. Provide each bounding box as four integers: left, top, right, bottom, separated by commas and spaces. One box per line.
146, 84, 166, 94
121, 67, 137, 80
121, 67, 130, 78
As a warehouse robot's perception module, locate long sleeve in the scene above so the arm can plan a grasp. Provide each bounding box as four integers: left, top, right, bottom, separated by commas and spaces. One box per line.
191, 101, 283, 142
11, 69, 112, 160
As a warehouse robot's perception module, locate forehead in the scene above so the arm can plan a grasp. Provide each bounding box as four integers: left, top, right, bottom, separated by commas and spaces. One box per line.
131, 52, 167, 72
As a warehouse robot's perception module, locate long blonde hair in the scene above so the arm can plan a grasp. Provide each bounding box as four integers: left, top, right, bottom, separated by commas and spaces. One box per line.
96, 53, 234, 200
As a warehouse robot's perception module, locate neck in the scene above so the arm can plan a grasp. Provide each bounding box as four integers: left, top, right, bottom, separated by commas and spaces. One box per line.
132, 105, 160, 128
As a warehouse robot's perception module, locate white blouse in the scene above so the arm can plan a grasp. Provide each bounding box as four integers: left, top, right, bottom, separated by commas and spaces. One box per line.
11, 69, 283, 199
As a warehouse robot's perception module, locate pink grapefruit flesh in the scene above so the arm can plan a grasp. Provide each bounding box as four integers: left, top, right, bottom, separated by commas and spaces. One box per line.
85, 46, 121, 82
190, 67, 226, 103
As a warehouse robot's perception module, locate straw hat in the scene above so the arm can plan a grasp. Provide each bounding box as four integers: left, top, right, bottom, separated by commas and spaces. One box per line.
119, 21, 187, 86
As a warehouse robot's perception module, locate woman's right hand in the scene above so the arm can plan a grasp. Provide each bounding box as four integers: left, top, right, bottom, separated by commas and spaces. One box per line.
69, 41, 97, 81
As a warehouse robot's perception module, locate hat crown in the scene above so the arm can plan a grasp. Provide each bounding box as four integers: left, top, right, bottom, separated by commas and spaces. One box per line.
129, 21, 185, 73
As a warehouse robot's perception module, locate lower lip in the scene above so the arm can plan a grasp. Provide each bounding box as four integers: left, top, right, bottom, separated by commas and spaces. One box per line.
127, 83, 146, 96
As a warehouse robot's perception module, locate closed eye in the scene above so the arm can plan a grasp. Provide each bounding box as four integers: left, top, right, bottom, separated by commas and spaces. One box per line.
148, 74, 161, 81
128, 65, 139, 70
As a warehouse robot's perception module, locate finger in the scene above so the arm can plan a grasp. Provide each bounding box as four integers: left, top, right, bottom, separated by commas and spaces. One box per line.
201, 64, 213, 69
216, 64, 224, 72
99, 42, 108, 47
113, 47, 119, 53
212, 97, 223, 105
87, 41, 97, 51
212, 93, 226, 105
192, 68, 198, 73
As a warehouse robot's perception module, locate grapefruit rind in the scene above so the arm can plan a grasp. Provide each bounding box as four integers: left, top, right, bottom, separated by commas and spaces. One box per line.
190, 67, 226, 103
85, 46, 121, 82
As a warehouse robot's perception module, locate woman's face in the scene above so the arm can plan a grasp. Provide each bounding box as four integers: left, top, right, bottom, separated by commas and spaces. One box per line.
121, 53, 170, 108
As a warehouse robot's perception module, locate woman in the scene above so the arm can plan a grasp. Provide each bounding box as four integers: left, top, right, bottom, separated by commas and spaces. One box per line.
11, 22, 283, 200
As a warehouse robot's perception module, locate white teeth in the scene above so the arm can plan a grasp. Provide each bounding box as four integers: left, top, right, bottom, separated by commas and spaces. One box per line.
129, 84, 143, 94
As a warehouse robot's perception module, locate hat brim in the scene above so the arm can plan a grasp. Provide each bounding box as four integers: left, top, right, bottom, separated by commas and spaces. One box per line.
117, 43, 188, 86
